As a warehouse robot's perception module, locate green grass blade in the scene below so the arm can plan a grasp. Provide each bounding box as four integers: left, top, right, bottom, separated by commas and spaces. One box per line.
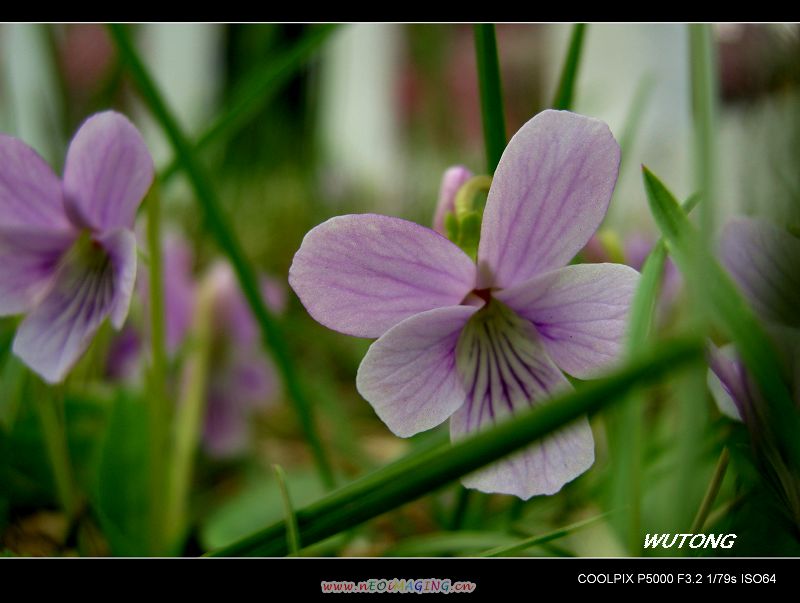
108, 24, 336, 490
642, 166, 800, 469
207, 338, 703, 556
385, 531, 517, 557
160, 24, 340, 183
609, 193, 699, 555
273, 464, 301, 555
481, 511, 613, 557
689, 23, 718, 237
473, 24, 507, 173
551, 23, 587, 111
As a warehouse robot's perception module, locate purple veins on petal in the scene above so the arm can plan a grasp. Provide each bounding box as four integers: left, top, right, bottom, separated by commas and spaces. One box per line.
12, 236, 118, 383
289, 213, 476, 339
451, 300, 593, 498
496, 263, 640, 379
0, 227, 76, 316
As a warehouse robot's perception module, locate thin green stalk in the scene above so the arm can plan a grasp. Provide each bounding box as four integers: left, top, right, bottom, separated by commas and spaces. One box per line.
690, 447, 730, 533
207, 338, 703, 556
159, 24, 340, 183
145, 183, 169, 555
33, 387, 79, 520
163, 278, 214, 554
473, 24, 506, 174
482, 511, 613, 557
551, 23, 587, 111
109, 24, 336, 490
448, 487, 472, 531
617, 74, 654, 179
689, 24, 717, 237
610, 193, 699, 555
273, 464, 301, 555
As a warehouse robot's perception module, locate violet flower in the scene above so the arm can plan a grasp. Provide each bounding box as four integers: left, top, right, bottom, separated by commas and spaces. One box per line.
708, 216, 800, 525
708, 217, 800, 423
290, 110, 639, 498
0, 111, 153, 383
202, 261, 283, 458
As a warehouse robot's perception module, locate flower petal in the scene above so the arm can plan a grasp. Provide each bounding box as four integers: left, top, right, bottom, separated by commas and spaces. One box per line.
12, 238, 118, 383
289, 214, 477, 338
0, 227, 75, 315
97, 229, 138, 330
477, 110, 620, 288
433, 165, 472, 235
451, 301, 593, 498
707, 344, 746, 421
0, 134, 70, 229
720, 217, 800, 328
203, 390, 249, 459
496, 263, 639, 379
356, 305, 479, 438
63, 111, 154, 231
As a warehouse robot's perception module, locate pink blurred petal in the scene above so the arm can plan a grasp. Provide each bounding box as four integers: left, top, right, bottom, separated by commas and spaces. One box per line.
721, 217, 800, 328
0, 134, 71, 230
433, 165, 472, 235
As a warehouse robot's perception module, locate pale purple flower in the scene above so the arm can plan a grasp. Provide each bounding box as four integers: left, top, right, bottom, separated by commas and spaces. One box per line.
202, 261, 282, 458
708, 217, 800, 525
708, 217, 800, 423
0, 111, 153, 383
290, 110, 639, 498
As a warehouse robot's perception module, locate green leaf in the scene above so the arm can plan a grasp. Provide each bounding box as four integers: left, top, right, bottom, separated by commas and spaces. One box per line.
642, 166, 800, 469
90, 390, 150, 556
207, 338, 703, 556
551, 23, 587, 111
199, 469, 325, 551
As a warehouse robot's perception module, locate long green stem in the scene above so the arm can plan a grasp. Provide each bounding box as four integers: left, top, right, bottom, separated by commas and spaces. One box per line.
109, 24, 336, 490
208, 338, 703, 556
145, 184, 169, 555
551, 23, 587, 111
689, 24, 717, 238
163, 277, 214, 554
273, 464, 301, 555
610, 194, 699, 555
482, 511, 612, 557
34, 387, 79, 520
473, 24, 506, 174
690, 447, 730, 533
